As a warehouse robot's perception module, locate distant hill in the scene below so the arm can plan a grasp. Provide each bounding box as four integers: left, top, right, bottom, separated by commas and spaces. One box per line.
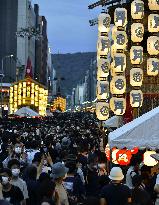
52, 52, 96, 96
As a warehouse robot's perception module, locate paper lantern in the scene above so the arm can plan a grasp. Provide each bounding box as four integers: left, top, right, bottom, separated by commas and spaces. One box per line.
148, 0, 159, 10
130, 90, 143, 107
130, 46, 143, 64
148, 14, 159, 33
131, 23, 144, 42
112, 148, 119, 164
111, 53, 126, 73
97, 81, 109, 100
131, 0, 144, 19
147, 36, 159, 56
130, 68, 143, 87
98, 13, 111, 33
105, 144, 110, 161
97, 59, 110, 79
114, 8, 127, 27
111, 25, 118, 40
114, 31, 128, 50
110, 76, 126, 94
96, 102, 109, 120
116, 150, 132, 166
111, 43, 117, 58
110, 97, 126, 115
144, 151, 158, 166
131, 147, 139, 154
97, 36, 111, 56
147, 58, 159, 76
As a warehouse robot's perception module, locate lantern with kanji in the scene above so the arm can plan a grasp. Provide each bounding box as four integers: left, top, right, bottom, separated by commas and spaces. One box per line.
110, 97, 126, 115
130, 68, 143, 87
131, 0, 144, 19
147, 58, 159, 76
98, 13, 111, 33
130, 90, 143, 107
96, 102, 109, 120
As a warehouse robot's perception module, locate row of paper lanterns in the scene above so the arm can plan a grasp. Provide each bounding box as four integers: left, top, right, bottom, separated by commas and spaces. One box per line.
96, 0, 159, 121
105, 144, 158, 166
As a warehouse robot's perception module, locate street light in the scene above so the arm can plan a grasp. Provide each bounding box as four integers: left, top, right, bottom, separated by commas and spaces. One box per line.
0, 54, 14, 117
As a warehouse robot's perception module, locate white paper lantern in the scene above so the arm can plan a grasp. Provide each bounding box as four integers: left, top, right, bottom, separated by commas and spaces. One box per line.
147, 58, 159, 76
130, 68, 143, 87
147, 36, 159, 56
130, 46, 143, 64
131, 0, 144, 19
131, 23, 144, 42
110, 97, 126, 115
114, 8, 127, 27
111, 25, 118, 40
97, 81, 109, 100
97, 36, 111, 56
97, 59, 110, 79
114, 31, 128, 50
111, 43, 117, 58
111, 53, 126, 73
98, 13, 111, 33
144, 151, 158, 166
148, 14, 159, 33
110, 76, 126, 95
148, 0, 159, 10
96, 102, 109, 120
130, 90, 143, 107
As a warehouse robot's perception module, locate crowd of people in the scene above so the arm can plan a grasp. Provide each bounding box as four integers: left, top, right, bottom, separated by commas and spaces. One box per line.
0, 112, 158, 205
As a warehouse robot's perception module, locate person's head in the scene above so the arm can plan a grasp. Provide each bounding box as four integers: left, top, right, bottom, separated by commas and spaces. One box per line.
109, 167, 124, 183
8, 159, 20, 178
24, 165, 37, 181
52, 162, 69, 182
0, 168, 12, 187
132, 175, 142, 187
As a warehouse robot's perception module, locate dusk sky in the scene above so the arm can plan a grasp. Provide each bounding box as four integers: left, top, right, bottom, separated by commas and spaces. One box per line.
32, 0, 101, 54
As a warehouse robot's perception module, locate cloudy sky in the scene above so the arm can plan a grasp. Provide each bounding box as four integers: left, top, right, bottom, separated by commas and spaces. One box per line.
32, 0, 101, 54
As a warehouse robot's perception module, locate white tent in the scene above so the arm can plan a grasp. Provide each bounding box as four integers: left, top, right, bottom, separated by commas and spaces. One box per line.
108, 107, 159, 150
104, 116, 120, 128
14, 107, 40, 117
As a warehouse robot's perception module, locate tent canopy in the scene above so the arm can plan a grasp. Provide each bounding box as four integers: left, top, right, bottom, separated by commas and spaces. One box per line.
104, 116, 120, 128
108, 107, 159, 150
14, 107, 40, 117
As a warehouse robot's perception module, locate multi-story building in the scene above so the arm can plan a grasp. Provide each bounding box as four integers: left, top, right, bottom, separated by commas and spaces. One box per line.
0, 0, 36, 82
34, 4, 48, 87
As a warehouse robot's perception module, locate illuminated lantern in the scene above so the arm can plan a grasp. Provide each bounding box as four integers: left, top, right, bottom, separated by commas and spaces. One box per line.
114, 31, 127, 50
98, 13, 111, 33
147, 36, 159, 56
131, 23, 144, 42
144, 151, 158, 166
148, 0, 159, 10
110, 76, 126, 95
111, 53, 126, 73
97, 81, 109, 100
96, 102, 109, 120
116, 150, 132, 166
131, 0, 144, 19
97, 59, 110, 79
105, 144, 110, 161
147, 58, 159, 76
131, 147, 139, 154
111, 25, 118, 40
112, 148, 119, 164
114, 8, 127, 27
110, 97, 126, 115
97, 36, 111, 56
130, 46, 143, 64
130, 68, 143, 87
148, 14, 159, 33
130, 90, 143, 107
111, 43, 117, 58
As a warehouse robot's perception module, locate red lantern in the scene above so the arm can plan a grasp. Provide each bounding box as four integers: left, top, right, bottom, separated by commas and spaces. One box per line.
105, 144, 110, 161
131, 147, 139, 155
116, 150, 132, 166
